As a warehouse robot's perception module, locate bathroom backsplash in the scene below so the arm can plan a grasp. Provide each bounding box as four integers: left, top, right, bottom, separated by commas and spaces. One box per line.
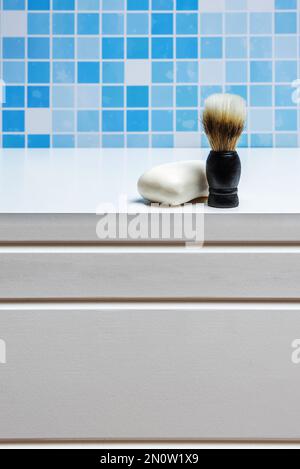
0, 0, 299, 148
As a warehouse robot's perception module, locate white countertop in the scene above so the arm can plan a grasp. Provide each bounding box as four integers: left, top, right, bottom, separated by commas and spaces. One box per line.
0, 148, 298, 214
0, 148, 299, 243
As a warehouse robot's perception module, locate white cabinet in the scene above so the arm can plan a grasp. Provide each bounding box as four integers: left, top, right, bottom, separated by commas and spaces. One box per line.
0, 246, 300, 300
0, 148, 300, 441
0, 304, 300, 441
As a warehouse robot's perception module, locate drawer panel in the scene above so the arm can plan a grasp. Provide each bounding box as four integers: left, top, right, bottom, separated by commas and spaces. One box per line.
0, 247, 300, 300
0, 304, 300, 441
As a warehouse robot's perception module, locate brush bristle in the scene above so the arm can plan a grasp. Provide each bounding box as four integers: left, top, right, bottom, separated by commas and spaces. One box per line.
202, 93, 246, 152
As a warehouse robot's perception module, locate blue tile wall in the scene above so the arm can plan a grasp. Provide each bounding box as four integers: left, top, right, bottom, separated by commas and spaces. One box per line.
1, 0, 300, 148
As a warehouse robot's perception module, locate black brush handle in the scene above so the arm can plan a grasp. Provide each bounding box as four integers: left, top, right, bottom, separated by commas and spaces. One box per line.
206, 151, 241, 209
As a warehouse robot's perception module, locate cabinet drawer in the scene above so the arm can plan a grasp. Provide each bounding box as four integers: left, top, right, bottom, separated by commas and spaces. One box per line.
0, 247, 300, 300
0, 304, 300, 441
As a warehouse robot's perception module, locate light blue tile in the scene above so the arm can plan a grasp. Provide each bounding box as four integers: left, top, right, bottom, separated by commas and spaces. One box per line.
28, 38, 50, 59
102, 0, 124, 10
200, 85, 222, 106
53, 62, 75, 83
102, 86, 124, 108
176, 61, 198, 83
275, 36, 297, 58
53, 0, 74, 10
250, 86, 272, 107
152, 86, 173, 107
250, 61, 272, 83
251, 134, 273, 148
275, 110, 297, 131
225, 13, 247, 34
78, 111, 100, 132
153, 0, 173, 10
200, 13, 222, 34
127, 134, 149, 148
176, 86, 198, 107
102, 110, 124, 132
127, 14, 149, 35
250, 13, 272, 34
53, 111, 75, 132
176, 37, 198, 59
177, 14, 198, 35
28, 13, 50, 34
77, 38, 100, 59
77, 86, 100, 108
275, 0, 297, 8
226, 0, 247, 9
3, 62, 25, 83
4, 0, 25, 10
275, 134, 298, 148
53, 13, 74, 35
226, 37, 247, 58
103, 135, 125, 148
201, 37, 223, 59
250, 109, 273, 132
275, 12, 297, 34
78, 0, 100, 10
53, 135, 75, 148
275, 85, 295, 107
103, 62, 124, 83
152, 110, 173, 131
28, 86, 50, 108
52, 86, 74, 108
237, 134, 248, 148
3, 38, 25, 59
152, 134, 174, 148
250, 37, 272, 59
152, 62, 174, 83
176, 110, 198, 132
78, 13, 99, 35
226, 61, 247, 83
78, 134, 100, 147
225, 85, 247, 100
53, 38, 74, 59
275, 61, 297, 82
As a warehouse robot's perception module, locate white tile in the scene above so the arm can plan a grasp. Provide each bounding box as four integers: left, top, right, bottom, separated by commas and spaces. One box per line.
200, 0, 225, 11
175, 133, 201, 148
249, 109, 273, 132
77, 86, 101, 109
125, 60, 151, 86
246, 0, 274, 11
199, 60, 225, 85
27, 109, 52, 134
1, 12, 27, 37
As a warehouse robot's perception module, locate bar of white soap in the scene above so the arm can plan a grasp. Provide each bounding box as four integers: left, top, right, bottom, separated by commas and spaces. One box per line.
138, 160, 208, 206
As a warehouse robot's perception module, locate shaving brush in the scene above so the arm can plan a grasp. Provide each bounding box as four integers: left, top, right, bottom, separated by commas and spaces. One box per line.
202, 94, 247, 209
